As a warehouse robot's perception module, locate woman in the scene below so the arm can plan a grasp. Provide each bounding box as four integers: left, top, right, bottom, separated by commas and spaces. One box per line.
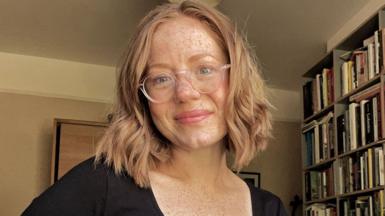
23, 1, 287, 215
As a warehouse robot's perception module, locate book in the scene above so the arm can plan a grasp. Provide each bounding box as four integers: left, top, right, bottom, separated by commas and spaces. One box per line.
322, 68, 328, 107
327, 69, 334, 105
365, 100, 374, 144
378, 148, 384, 186
341, 62, 349, 95
316, 74, 322, 111
305, 165, 336, 201
306, 203, 337, 216
303, 81, 313, 118
374, 30, 380, 75
379, 28, 385, 72
312, 79, 318, 114
360, 155, 364, 190
355, 51, 368, 86
360, 100, 368, 146
337, 114, 346, 154
373, 96, 379, 141
368, 43, 375, 79
368, 148, 373, 188
348, 61, 354, 91
349, 103, 359, 150
374, 147, 380, 186
345, 109, 351, 152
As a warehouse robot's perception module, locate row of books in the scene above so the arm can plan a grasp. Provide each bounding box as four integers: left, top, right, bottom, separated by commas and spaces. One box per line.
306, 203, 336, 216
303, 112, 335, 167
303, 28, 385, 120
303, 68, 334, 118
338, 147, 384, 194
340, 29, 383, 96
305, 164, 335, 201
340, 190, 384, 216
337, 86, 382, 154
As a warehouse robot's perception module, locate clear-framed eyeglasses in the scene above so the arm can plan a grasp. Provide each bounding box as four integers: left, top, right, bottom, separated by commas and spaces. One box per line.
139, 64, 231, 103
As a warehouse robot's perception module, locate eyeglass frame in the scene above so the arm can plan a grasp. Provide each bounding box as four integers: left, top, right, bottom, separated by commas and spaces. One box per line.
139, 63, 231, 103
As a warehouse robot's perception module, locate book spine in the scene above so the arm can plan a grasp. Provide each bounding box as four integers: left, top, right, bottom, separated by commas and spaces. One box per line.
373, 96, 379, 141
375, 30, 380, 75
349, 103, 358, 150
378, 147, 385, 185
322, 69, 328, 108
360, 100, 368, 146
342, 62, 349, 95
368, 43, 375, 79
368, 148, 373, 188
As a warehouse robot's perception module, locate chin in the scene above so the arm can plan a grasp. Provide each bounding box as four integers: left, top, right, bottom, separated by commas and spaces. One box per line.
174, 131, 226, 151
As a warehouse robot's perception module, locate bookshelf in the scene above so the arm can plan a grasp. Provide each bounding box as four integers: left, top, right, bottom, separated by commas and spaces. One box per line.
302, 8, 385, 216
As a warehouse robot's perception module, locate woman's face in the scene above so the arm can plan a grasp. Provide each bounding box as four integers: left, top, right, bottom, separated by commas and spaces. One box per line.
147, 16, 229, 151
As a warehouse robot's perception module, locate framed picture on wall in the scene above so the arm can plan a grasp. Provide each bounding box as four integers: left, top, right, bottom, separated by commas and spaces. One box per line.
50, 118, 108, 184
237, 171, 261, 188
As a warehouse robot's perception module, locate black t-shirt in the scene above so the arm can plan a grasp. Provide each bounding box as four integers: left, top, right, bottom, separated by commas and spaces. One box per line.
22, 157, 287, 216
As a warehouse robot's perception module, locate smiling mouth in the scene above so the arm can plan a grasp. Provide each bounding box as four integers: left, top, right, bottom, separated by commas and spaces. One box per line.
174, 110, 213, 124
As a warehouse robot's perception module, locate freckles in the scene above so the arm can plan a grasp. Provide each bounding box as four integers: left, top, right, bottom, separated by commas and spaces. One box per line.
184, 28, 212, 48
149, 103, 175, 127
161, 25, 214, 54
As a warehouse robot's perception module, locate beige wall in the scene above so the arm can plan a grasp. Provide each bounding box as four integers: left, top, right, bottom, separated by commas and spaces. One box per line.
244, 121, 302, 214
0, 92, 111, 216
0, 52, 115, 103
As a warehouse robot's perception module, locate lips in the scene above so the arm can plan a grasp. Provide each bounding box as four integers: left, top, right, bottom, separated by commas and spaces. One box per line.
174, 110, 213, 124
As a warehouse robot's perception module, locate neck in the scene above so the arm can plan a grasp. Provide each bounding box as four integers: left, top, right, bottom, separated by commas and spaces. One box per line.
157, 142, 231, 188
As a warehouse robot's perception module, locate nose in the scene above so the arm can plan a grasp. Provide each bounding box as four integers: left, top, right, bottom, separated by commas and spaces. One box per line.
174, 78, 200, 103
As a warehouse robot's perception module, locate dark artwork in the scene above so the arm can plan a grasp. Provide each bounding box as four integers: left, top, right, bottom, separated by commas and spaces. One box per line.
243, 178, 255, 186
237, 172, 260, 188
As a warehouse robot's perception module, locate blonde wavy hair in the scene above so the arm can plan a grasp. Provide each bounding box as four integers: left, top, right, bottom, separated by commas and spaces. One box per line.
96, 0, 272, 188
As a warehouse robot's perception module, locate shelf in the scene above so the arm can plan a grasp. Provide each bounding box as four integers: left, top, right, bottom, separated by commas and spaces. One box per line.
335, 74, 381, 104
338, 139, 385, 158
303, 103, 334, 124
301, 7, 385, 212
305, 196, 337, 205
303, 157, 336, 171
338, 186, 384, 199
302, 74, 381, 125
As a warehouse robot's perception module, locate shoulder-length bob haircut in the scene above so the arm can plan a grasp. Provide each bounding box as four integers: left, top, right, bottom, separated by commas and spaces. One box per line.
96, 0, 271, 188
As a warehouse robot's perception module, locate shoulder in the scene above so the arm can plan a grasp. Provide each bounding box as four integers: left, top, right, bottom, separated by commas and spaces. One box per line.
247, 184, 288, 216
22, 157, 111, 216
22, 157, 156, 216
57, 156, 110, 182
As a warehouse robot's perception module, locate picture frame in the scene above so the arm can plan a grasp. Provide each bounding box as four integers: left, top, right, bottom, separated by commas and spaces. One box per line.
237, 171, 261, 188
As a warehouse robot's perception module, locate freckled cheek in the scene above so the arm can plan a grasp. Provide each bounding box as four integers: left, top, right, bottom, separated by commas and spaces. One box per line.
149, 104, 174, 128
215, 84, 229, 110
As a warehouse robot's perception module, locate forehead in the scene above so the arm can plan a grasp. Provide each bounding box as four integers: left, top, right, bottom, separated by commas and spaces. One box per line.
149, 16, 225, 63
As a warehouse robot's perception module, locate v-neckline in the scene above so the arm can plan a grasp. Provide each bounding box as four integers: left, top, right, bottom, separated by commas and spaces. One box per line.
147, 180, 255, 216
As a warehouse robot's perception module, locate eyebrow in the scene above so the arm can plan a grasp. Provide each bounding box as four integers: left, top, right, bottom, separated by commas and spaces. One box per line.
189, 53, 218, 62
148, 53, 220, 69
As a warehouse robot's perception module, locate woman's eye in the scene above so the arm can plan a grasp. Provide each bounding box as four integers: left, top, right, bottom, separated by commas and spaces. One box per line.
151, 75, 172, 86
199, 67, 214, 75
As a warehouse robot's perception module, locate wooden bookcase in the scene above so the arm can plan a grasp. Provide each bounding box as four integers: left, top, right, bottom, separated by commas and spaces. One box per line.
301, 8, 385, 216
